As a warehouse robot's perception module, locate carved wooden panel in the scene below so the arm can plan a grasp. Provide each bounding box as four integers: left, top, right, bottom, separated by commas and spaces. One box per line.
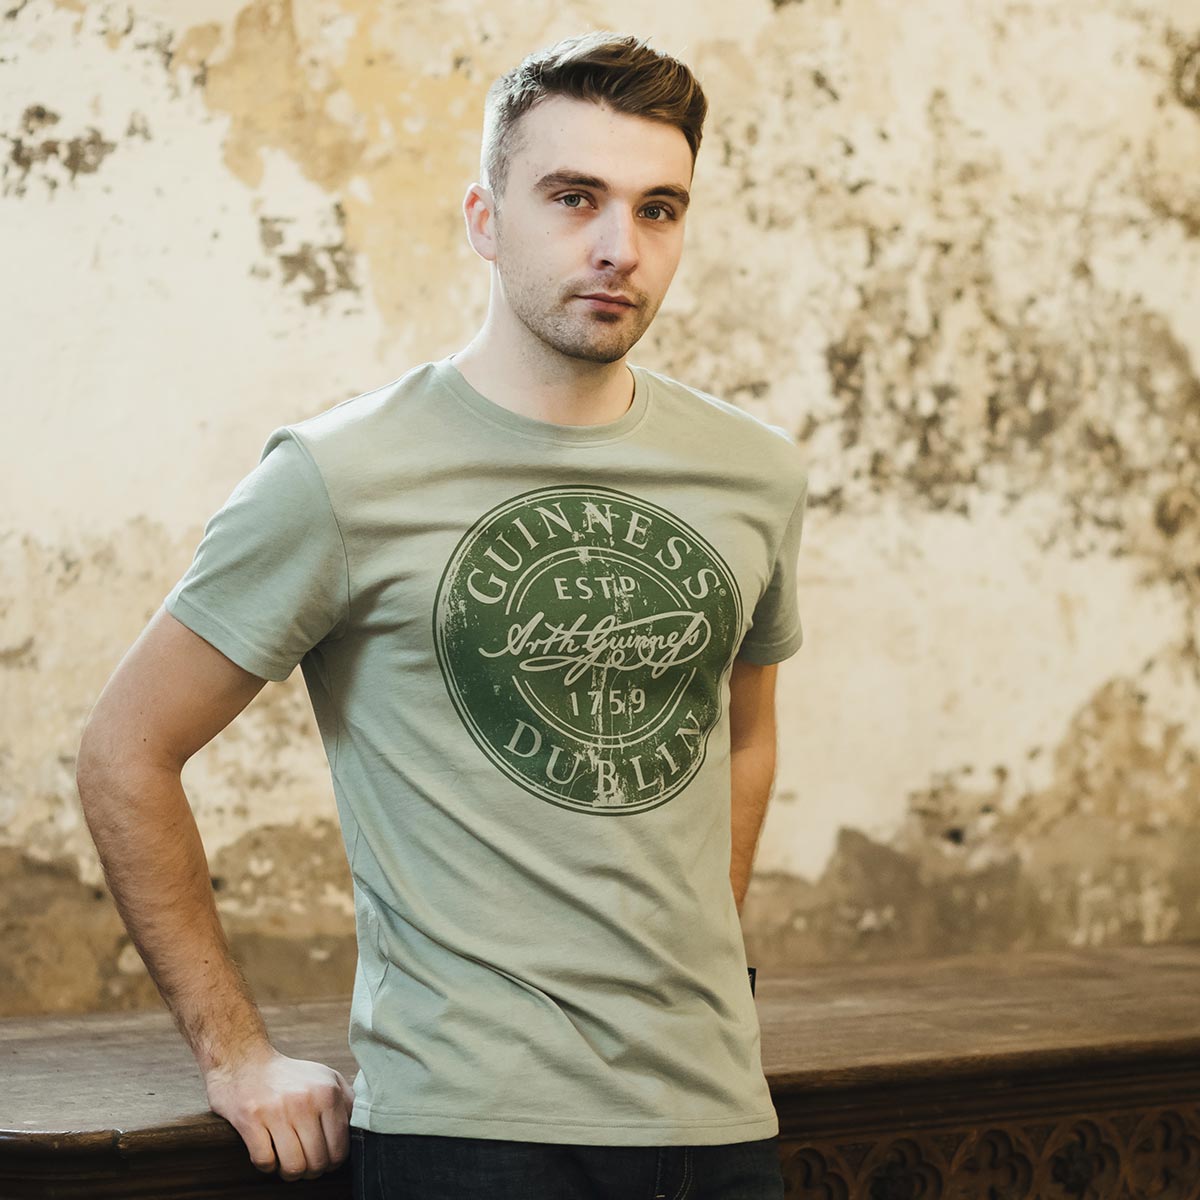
778, 1107, 1200, 1200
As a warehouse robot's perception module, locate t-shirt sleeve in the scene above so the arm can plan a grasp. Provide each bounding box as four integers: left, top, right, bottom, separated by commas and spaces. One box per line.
163, 428, 350, 683
737, 471, 808, 665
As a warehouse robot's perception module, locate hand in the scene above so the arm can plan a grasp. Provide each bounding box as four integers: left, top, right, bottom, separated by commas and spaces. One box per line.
204, 1045, 357, 1181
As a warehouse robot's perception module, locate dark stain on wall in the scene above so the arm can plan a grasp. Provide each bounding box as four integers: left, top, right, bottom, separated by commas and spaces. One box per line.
0, 635, 37, 669
746, 676, 1200, 970
255, 202, 360, 305
0, 845, 122, 1017
818, 295, 1200, 648
0, 821, 356, 1019
1170, 34, 1200, 112
1133, 26, 1200, 239
2, 105, 118, 197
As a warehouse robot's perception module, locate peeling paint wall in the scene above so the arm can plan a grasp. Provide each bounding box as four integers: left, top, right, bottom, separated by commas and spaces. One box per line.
2, 0, 1199, 1018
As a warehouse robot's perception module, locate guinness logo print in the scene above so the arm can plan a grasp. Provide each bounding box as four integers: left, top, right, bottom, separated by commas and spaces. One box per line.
433, 485, 743, 814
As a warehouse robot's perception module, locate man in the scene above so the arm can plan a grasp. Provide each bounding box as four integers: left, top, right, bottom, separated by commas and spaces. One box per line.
76, 29, 807, 1200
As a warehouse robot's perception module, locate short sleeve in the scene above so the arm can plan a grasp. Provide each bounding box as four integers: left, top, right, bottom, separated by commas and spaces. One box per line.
163, 428, 350, 682
737, 472, 808, 665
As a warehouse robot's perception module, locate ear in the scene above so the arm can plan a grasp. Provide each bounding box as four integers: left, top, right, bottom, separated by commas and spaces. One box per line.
463, 183, 498, 263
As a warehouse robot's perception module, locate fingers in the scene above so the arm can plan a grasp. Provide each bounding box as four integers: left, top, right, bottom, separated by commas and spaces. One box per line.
320, 1100, 350, 1171
241, 1121, 280, 1175
245, 1111, 342, 1182
282, 1077, 353, 1180
268, 1119, 311, 1182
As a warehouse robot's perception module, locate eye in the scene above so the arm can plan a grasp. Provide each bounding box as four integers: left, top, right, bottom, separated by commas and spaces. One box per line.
557, 193, 589, 210
643, 204, 677, 222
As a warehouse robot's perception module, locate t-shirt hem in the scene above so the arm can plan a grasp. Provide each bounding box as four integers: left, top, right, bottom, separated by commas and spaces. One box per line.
736, 624, 803, 665
164, 591, 294, 683
350, 1102, 779, 1146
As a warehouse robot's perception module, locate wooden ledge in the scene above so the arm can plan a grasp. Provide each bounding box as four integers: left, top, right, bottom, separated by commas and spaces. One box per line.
2, 944, 1198, 1197
759, 942, 1200, 1088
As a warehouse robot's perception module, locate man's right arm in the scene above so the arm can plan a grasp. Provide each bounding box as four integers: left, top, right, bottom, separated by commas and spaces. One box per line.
75, 605, 354, 1182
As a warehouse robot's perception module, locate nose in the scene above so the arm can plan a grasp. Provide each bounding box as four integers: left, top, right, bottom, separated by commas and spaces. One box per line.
591, 206, 639, 274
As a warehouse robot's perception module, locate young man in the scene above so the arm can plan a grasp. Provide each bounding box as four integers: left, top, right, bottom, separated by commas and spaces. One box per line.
76, 30, 807, 1200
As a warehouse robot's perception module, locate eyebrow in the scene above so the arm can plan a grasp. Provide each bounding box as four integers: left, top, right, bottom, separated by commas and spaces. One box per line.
532, 169, 691, 211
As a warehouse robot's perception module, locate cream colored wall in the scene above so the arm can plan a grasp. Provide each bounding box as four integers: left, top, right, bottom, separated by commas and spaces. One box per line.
2, 0, 1198, 1015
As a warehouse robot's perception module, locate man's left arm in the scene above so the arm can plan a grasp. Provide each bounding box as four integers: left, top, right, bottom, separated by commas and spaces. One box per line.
728, 657, 780, 917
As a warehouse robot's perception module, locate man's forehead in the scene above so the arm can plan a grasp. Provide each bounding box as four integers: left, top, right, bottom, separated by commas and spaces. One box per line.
513, 97, 692, 182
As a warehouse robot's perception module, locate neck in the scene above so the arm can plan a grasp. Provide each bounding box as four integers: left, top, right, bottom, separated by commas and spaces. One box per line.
450, 312, 634, 428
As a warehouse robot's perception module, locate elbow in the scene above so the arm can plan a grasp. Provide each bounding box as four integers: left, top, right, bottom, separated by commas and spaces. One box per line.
75, 721, 113, 809
76, 716, 137, 801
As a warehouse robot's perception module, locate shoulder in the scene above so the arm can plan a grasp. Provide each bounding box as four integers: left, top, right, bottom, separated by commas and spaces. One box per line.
256, 361, 440, 473
638, 364, 806, 476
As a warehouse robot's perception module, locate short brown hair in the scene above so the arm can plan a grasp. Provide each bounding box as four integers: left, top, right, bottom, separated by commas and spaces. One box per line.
480, 31, 708, 209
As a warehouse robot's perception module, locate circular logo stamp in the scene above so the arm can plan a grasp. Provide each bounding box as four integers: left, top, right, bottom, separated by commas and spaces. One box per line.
433, 485, 743, 813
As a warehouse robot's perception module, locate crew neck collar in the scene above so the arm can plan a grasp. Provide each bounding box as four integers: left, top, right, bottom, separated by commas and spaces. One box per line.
433, 355, 650, 446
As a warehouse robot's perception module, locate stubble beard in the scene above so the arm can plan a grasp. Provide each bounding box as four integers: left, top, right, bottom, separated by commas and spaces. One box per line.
495, 239, 653, 365
526, 300, 646, 365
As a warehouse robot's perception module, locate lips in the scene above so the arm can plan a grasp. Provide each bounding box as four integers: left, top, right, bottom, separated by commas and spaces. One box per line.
578, 293, 635, 306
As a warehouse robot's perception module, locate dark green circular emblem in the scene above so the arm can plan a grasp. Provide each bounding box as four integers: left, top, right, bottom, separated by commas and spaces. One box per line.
433, 485, 743, 814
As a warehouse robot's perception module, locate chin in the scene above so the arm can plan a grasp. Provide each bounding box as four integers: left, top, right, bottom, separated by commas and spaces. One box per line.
553, 343, 627, 365
532, 327, 633, 365
519, 304, 644, 363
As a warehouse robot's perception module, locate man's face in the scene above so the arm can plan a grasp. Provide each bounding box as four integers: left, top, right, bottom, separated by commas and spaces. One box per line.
484, 95, 693, 364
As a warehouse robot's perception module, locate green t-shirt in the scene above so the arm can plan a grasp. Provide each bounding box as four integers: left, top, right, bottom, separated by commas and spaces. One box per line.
165, 355, 808, 1146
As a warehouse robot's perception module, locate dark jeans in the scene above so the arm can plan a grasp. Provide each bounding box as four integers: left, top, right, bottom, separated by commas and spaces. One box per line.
350, 1126, 785, 1199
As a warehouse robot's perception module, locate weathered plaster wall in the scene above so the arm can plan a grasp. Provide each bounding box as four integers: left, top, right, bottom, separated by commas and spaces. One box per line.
1, 0, 1198, 1016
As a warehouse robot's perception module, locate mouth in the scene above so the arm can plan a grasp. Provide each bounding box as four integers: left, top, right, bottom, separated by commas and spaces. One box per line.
577, 294, 636, 312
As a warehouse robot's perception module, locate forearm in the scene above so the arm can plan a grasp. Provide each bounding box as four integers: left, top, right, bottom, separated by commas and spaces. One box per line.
729, 740, 777, 915
76, 755, 271, 1073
